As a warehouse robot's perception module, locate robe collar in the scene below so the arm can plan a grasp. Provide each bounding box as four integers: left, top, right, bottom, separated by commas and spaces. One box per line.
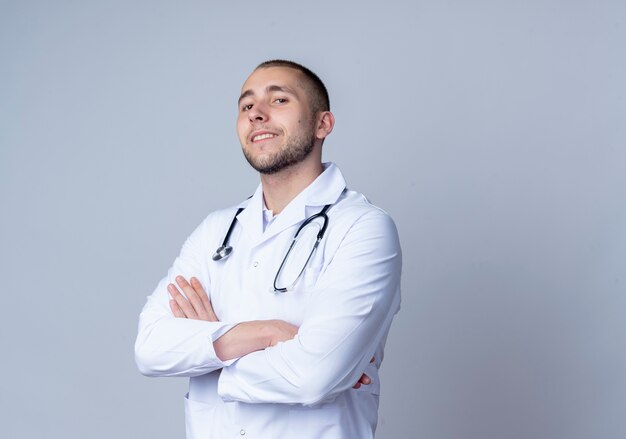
235, 162, 347, 246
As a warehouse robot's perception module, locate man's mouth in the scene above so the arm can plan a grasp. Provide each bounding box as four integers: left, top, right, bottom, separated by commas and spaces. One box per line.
251, 132, 278, 142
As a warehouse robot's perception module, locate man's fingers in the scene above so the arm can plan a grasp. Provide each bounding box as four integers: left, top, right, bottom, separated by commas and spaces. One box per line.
169, 299, 185, 318
168, 276, 219, 322
175, 276, 208, 320
353, 374, 369, 388
190, 277, 219, 321
168, 283, 198, 319
353, 373, 371, 389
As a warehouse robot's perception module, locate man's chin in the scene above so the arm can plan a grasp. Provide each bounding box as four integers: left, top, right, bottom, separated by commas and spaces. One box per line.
243, 154, 282, 175
242, 137, 315, 175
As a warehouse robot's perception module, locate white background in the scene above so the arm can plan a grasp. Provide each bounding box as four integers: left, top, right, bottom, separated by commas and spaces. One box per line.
1, 1, 625, 438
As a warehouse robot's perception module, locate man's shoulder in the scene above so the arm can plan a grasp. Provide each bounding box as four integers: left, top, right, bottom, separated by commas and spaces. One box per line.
319, 189, 401, 269
324, 189, 399, 247
333, 189, 396, 225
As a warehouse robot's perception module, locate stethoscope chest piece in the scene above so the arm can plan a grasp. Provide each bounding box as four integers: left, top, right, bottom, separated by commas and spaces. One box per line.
212, 245, 233, 261
212, 206, 245, 262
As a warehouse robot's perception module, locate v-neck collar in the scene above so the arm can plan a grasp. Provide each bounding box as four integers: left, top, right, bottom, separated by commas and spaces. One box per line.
234, 162, 347, 247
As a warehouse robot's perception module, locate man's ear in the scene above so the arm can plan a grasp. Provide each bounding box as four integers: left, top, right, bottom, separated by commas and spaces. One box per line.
315, 111, 335, 140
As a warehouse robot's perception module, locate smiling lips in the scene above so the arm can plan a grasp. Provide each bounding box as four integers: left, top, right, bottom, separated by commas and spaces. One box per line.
251, 132, 278, 142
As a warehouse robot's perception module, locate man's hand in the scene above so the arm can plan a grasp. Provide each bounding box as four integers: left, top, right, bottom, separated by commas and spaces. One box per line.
214, 320, 298, 361
264, 319, 300, 347
352, 374, 371, 389
168, 276, 218, 321
353, 357, 376, 389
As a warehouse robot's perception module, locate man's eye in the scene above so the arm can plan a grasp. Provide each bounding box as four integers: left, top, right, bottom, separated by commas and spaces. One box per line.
242, 104, 253, 111
274, 98, 287, 104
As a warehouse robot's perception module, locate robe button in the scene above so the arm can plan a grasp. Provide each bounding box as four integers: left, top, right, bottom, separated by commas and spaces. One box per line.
240, 429, 246, 435
253, 261, 259, 267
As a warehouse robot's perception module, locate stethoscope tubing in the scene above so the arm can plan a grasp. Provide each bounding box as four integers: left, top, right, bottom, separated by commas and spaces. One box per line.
272, 205, 330, 293
211, 203, 332, 292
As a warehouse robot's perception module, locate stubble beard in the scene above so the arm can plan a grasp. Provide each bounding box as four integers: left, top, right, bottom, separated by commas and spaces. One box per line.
242, 124, 317, 175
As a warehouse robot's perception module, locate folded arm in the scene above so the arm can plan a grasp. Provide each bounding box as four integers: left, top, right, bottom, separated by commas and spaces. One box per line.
134, 221, 237, 377
135, 216, 303, 377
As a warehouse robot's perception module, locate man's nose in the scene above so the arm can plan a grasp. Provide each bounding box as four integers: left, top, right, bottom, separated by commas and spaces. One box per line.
248, 104, 268, 123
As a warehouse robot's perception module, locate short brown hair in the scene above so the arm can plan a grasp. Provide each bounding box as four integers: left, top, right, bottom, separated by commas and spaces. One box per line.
255, 60, 330, 114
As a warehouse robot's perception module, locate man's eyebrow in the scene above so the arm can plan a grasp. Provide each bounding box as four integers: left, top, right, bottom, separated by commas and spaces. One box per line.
238, 85, 298, 105
266, 84, 297, 96
238, 89, 254, 105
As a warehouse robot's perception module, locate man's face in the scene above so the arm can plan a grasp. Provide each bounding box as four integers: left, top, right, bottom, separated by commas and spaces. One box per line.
237, 66, 317, 175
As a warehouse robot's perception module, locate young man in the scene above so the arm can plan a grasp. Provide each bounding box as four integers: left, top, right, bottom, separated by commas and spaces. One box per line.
135, 60, 402, 438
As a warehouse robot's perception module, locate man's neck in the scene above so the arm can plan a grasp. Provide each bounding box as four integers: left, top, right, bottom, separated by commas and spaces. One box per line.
260, 160, 324, 215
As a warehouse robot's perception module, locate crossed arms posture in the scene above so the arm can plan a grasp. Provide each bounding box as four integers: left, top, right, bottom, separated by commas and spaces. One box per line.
136, 206, 401, 406
168, 275, 373, 388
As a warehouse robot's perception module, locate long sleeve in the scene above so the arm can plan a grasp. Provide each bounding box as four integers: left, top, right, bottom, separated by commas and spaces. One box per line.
135, 218, 236, 377
217, 210, 402, 406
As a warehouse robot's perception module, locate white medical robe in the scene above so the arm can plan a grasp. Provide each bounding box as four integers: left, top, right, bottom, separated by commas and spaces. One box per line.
135, 163, 402, 438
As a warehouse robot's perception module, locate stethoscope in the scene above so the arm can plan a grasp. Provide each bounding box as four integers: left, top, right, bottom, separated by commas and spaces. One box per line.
212, 203, 332, 293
